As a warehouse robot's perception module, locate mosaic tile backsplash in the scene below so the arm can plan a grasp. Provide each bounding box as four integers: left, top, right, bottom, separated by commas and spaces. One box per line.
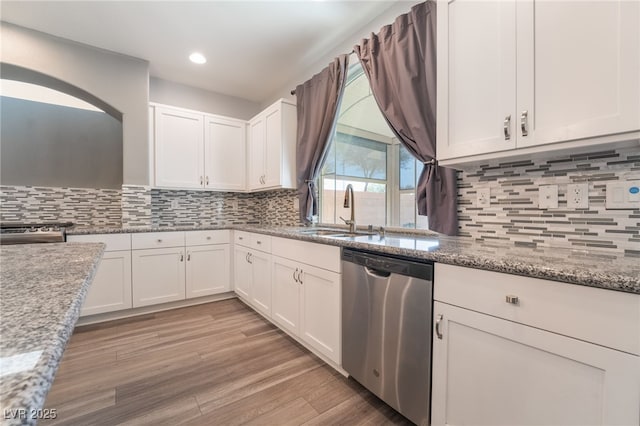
457, 146, 640, 255
150, 188, 300, 227
0, 185, 122, 226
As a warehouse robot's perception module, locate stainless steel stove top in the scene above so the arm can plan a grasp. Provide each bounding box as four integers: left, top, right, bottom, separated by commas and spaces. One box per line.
0, 222, 73, 244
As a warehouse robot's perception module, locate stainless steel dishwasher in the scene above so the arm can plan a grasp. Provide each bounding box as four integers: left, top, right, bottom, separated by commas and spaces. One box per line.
342, 248, 433, 426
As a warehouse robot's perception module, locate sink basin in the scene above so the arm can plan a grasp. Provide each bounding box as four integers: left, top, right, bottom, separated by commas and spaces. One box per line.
298, 229, 376, 238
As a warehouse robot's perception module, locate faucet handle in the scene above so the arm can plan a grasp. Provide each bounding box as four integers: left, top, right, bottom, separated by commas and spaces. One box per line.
339, 216, 352, 225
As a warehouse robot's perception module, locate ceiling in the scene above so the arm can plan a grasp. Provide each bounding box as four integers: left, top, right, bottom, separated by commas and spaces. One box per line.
0, 1, 401, 103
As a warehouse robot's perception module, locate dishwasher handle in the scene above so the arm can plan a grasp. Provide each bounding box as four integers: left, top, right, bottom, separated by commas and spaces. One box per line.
364, 266, 391, 278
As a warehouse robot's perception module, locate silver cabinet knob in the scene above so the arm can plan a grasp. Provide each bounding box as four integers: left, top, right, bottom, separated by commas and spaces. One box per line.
206, 236, 211, 240
506, 295, 519, 305
157, 239, 162, 243
435, 314, 443, 339
206, 176, 209, 186
200, 176, 204, 185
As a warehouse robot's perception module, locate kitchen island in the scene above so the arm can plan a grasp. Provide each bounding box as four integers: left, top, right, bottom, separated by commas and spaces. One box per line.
0, 243, 104, 426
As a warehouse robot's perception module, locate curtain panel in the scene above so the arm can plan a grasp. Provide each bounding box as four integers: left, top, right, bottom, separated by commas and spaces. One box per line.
295, 54, 349, 224
354, 0, 458, 235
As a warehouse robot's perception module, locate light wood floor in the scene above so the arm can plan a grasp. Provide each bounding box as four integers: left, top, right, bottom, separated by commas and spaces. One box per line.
42, 299, 412, 425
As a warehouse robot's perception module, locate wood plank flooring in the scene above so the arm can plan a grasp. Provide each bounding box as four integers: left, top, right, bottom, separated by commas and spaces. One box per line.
42, 299, 412, 425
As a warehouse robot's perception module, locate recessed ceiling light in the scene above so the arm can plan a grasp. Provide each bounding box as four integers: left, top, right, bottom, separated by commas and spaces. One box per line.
189, 52, 207, 64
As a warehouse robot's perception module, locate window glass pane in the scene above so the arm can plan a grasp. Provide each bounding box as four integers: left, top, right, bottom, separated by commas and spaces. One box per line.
399, 145, 416, 190
334, 132, 386, 180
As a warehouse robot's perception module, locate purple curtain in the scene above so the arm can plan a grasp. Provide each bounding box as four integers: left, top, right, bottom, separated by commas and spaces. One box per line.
295, 55, 349, 224
354, 1, 458, 235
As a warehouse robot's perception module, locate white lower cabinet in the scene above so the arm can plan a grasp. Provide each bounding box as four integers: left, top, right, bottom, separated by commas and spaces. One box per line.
431, 264, 640, 426
81, 250, 132, 316
271, 237, 341, 365
233, 232, 272, 317
185, 244, 230, 298
233, 246, 251, 299
132, 247, 186, 307
67, 233, 133, 316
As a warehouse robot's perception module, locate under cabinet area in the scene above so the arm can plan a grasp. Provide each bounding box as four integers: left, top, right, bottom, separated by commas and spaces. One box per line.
431, 263, 640, 426
437, 0, 640, 164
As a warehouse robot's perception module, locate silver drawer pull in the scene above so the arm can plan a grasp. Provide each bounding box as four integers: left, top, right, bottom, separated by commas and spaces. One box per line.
503, 115, 511, 140
435, 314, 443, 340
157, 239, 162, 243
506, 295, 519, 305
206, 236, 211, 240
256, 240, 262, 245
520, 110, 529, 136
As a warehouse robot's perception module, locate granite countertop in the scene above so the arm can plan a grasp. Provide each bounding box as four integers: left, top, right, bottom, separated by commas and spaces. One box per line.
0, 243, 105, 426
67, 224, 640, 295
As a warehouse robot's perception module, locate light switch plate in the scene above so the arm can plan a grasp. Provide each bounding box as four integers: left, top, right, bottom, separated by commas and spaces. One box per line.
170, 200, 179, 209
567, 183, 589, 209
539, 185, 558, 209
477, 188, 490, 207
606, 180, 640, 209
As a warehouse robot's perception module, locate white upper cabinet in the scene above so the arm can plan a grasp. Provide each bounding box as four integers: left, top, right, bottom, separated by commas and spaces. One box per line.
204, 115, 246, 191
248, 99, 297, 191
154, 106, 204, 189
152, 104, 247, 191
437, 0, 640, 164
438, 0, 517, 159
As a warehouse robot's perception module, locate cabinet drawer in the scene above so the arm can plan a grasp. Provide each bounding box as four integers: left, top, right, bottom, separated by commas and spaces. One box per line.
434, 263, 640, 355
251, 234, 271, 252
185, 230, 229, 246
271, 237, 340, 273
68, 233, 131, 252
132, 231, 185, 249
234, 231, 252, 247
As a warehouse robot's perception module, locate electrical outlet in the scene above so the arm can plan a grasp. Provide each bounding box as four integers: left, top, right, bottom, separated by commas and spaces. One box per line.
539, 185, 558, 209
293, 197, 300, 212
170, 200, 179, 209
229, 200, 238, 211
567, 183, 589, 209
477, 188, 490, 207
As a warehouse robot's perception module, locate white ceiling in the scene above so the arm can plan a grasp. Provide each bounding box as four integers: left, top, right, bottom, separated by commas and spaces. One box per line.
0, 1, 401, 103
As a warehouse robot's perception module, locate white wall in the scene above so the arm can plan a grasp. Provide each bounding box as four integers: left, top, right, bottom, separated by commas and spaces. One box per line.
0, 22, 150, 185
150, 77, 261, 120
262, 1, 419, 108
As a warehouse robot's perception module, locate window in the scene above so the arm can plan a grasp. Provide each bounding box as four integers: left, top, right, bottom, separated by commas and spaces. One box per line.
319, 58, 427, 229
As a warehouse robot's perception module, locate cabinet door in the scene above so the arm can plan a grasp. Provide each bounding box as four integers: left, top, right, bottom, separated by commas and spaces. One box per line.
516, 0, 640, 148
233, 246, 251, 299
263, 106, 282, 188
271, 256, 301, 336
250, 250, 272, 318
132, 247, 186, 307
185, 244, 230, 298
437, 0, 517, 160
248, 117, 265, 190
155, 106, 204, 189
431, 302, 640, 426
81, 251, 132, 316
204, 116, 246, 191
300, 264, 341, 364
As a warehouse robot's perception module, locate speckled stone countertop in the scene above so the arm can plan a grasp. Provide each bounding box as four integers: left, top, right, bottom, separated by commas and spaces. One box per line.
0, 243, 105, 426
67, 225, 640, 294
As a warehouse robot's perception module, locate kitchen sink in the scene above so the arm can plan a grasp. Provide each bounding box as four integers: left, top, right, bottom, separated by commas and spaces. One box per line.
298, 229, 376, 238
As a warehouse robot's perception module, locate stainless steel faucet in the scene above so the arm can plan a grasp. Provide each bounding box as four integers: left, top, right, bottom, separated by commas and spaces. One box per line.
339, 184, 356, 233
